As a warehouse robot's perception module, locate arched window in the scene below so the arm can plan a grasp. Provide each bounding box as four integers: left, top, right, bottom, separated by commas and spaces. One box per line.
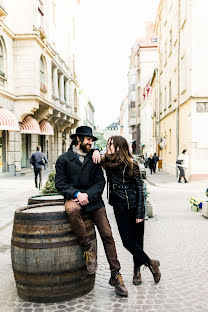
40, 56, 46, 91
0, 37, 6, 77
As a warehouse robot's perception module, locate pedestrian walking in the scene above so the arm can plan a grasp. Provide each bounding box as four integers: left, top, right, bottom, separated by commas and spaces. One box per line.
55, 126, 128, 297
102, 135, 161, 285
177, 149, 189, 183
30, 145, 48, 189
153, 152, 159, 172
148, 154, 155, 174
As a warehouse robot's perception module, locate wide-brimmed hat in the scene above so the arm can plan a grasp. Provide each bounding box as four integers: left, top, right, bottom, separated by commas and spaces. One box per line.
70, 126, 98, 141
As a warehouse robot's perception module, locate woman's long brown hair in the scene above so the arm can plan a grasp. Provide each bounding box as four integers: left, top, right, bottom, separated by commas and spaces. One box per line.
102, 135, 140, 176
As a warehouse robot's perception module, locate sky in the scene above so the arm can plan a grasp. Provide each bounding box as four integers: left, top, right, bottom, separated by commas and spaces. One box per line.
76, 0, 160, 129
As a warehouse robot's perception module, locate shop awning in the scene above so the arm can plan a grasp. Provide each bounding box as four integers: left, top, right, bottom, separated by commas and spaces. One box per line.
0, 108, 19, 131
39, 120, 54, 136
20, 116, 41, 134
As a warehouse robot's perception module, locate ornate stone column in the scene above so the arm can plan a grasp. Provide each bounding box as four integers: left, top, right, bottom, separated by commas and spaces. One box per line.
59, 73, 65, 104
65, 79, 70, 107
53, 67, 59, 99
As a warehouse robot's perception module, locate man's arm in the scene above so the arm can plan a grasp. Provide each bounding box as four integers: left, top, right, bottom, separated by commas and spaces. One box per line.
85, 163, 106, 203
30, 154, 34, 166
55, 156, 80, 200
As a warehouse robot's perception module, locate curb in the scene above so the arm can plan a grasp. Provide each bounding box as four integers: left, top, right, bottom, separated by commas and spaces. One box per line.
0, 220, 13, 232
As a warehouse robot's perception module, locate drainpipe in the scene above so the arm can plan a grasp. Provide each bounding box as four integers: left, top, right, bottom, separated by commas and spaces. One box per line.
176, 0, 181, 176
155, 68, 159, 154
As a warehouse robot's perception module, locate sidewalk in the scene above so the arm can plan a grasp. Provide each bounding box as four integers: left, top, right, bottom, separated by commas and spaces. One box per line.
145, 169, 208, 200
0, 170, 50, 230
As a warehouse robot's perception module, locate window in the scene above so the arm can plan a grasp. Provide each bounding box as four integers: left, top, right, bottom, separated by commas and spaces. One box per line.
38, 0, 44, 29
169, 129, 171, 154
74, 89, 78, 113
169, 80, 172, 107
0, 37, 6, 83
0, 42, 3, 74
40, 56, 46, 91
52, 1, 56, 27
164, 87, 167, 111
169, 29, 172, 55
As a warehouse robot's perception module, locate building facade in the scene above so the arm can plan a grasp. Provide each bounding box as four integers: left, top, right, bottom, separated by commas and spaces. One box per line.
0, 0, 80, 175
120, 96, 130, 142
128, 22, 158, 155
155, 0, 208, 179
78, 90, 94, 129
103, 122, 120, 141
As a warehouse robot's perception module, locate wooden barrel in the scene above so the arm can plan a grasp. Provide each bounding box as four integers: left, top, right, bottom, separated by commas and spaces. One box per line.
11, 202, 96, 303
28, 193, 64, 205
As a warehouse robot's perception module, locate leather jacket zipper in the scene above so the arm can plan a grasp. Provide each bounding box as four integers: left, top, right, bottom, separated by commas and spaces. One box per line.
123, 166, 130, 210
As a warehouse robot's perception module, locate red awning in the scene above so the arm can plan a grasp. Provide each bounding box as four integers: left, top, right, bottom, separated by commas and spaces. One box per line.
21, 116, 41, 134
39, 120, 54, 136
0, 108, 19, 131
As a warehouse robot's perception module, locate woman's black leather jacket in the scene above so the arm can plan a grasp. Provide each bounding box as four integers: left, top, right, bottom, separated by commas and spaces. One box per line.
106, 165, 145, 219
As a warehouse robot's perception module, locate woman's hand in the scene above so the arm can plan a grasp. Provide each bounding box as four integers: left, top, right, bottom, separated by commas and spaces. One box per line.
92, 150, 101, 164
136, 218, 144, 223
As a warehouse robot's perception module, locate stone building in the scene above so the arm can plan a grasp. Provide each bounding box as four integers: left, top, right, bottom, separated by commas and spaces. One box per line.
128, 22, 158, 155
0, 0, 80, 175
120, 96, 130, 142
78, 90, 95, 129
103, 122, 120, 141
155, 0, 208, 179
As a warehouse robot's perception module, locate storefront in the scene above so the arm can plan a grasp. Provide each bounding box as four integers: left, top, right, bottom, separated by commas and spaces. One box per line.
0, 108, 19, 173
20, 116, 41, 168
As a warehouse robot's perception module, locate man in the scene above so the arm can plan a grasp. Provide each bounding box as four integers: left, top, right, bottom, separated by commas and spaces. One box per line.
153, 153, 159, 173
30, 146, 48, 189
55, 126, 128, 297
177, 149, 189, 183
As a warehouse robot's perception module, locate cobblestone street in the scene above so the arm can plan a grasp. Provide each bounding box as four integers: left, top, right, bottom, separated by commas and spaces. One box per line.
1, 171, 208, 311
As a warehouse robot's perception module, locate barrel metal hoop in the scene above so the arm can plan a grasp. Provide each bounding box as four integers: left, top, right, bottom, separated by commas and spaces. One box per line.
12, 225, 93, 239
11, 233, 96, 249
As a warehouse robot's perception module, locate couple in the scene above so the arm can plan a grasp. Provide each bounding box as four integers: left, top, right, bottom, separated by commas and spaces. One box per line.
55, 126, 161, 297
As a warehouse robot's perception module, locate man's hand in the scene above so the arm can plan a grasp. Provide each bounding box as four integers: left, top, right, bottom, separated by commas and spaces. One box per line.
92, 150, 101, 164
77, 192, 89, 206
136, 218, 144, 223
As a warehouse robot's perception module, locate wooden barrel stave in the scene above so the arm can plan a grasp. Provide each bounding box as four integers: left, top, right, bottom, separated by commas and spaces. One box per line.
11, 202, 96, 302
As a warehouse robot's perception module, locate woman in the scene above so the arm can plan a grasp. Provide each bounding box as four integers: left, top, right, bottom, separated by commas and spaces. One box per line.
102, 136, 161, 285
177, 149, 189, 183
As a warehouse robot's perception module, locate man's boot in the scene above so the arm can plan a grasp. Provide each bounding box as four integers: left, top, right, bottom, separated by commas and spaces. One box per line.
109, 272, 128, 297
83, 246, 97, 275
133, 266, 142, 285
148, 259, 161, 283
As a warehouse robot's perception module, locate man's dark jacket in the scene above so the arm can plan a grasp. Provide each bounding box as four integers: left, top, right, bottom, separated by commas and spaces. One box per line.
55, 149, 105, 212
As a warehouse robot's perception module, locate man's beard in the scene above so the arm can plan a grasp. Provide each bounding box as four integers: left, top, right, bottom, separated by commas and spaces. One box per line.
80, 142, 91, 153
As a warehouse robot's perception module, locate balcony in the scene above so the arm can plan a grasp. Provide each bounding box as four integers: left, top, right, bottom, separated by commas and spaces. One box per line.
0, 3, 7, 19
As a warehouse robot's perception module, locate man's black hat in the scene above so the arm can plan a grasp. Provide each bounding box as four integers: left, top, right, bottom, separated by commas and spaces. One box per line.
70, 126, 98, 141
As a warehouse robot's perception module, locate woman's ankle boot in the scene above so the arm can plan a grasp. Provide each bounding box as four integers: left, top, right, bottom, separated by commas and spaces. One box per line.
133, 267, 142, 285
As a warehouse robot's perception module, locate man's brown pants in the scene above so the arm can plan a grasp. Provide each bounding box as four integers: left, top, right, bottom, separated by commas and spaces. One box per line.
65, 200, 120, 274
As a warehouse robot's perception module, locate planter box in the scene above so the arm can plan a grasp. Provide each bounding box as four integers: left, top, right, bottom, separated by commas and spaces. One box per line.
202, 201, 208, 218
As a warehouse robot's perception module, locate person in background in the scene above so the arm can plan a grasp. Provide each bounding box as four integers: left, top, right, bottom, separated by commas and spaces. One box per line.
177, 149, 189, 183
30, 146, 48, 189
55, 126, 128, 297
103, 135, 161, 286
148, 154, 155, 174
153, 153, 159, 172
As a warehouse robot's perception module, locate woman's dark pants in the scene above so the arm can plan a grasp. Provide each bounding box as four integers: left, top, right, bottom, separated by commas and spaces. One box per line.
113, 206, 150, 268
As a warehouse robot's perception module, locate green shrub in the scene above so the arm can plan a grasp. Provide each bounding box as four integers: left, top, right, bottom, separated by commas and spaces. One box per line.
42, 170, 58, 194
